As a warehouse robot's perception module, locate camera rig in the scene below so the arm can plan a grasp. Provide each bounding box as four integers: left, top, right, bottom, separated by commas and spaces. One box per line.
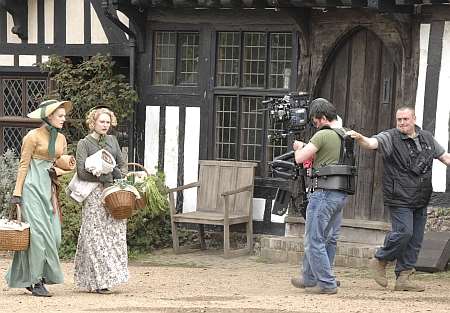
262, 92, 310, 142
263, 92, 311, 219
265, 93, 357, 219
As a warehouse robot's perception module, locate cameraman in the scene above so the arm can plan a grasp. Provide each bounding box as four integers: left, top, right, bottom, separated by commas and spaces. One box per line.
290, 98, 348, 295
347, 106, 450, 292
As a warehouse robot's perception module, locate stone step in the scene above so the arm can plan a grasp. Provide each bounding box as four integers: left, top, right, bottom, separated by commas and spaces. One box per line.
260, 235, 378, 268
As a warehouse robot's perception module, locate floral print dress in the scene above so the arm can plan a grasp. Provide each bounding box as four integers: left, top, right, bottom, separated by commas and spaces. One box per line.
73, 186, 128, 291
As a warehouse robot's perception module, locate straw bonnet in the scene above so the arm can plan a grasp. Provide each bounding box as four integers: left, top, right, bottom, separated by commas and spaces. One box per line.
85, 105, 112, 118
27, 99, 73, 119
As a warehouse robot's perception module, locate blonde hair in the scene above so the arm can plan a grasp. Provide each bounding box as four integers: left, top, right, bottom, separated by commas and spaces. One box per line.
85, 107, 118, 131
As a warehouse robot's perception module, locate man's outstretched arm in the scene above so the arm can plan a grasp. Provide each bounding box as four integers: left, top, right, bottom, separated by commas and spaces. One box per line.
438, 152, 450, 166
346, 130, 379, 150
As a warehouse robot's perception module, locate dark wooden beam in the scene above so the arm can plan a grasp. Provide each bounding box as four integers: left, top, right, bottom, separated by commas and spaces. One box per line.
367, 0, 414, 13
395, 0, 417, 4
0, 0, 28, 40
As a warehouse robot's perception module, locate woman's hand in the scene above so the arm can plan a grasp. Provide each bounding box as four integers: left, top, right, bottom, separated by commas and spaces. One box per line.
98, 173, 113, 185
10, 196, 22, 205
112, 167, 122, 179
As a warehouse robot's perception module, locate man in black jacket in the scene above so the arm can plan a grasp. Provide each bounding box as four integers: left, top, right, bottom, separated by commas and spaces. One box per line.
347, 106, 450, 291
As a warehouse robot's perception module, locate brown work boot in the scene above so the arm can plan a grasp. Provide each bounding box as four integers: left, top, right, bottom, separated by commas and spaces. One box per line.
368, 257, 388, 287
394, 269, 425, 292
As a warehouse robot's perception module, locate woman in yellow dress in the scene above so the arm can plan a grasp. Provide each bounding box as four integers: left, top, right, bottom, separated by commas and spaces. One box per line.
5, 99, 72, 297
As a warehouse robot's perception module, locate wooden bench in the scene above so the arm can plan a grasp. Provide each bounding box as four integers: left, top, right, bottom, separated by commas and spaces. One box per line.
168, 160, 257, 257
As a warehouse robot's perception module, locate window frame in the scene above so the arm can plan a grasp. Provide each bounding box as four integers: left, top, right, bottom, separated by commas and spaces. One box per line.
211, 27, 299, 177
146, 22, 299, 178
0, 74, 49, 154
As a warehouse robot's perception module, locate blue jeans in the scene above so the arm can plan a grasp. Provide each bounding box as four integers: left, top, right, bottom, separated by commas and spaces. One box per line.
375, 206, 427, 275
302, 190, 347, 289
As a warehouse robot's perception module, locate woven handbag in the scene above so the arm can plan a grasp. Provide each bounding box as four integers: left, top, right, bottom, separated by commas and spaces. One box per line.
0, 204, 30, 251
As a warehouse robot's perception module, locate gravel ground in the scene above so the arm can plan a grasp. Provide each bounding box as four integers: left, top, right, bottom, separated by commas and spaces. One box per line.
1, 249, 449, 313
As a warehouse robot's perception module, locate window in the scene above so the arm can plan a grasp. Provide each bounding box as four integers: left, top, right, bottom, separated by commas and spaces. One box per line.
0, 76, 48, 153
214, 31, 294, 176
152, 31, 200, 86
216, 32, 292, 89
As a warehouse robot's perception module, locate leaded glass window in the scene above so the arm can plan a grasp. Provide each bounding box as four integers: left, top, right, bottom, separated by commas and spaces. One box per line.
0, 77, 48, 153
216, 31, 292, 89
152, 31, 199, 86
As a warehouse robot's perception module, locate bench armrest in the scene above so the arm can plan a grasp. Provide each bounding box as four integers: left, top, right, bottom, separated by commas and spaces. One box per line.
168, 182, 200, 193
221, 184, 253, 197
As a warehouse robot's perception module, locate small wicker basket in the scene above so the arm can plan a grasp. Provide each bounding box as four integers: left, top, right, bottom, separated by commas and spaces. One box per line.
127, 162, 149, 211
0, 205, 30, 251
104, 189, 136, 219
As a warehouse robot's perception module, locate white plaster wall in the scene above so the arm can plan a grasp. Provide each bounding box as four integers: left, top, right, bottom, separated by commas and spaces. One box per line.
433, 21, 450, 192
0, 55, 14, 66
144, 106, 160, 175
19, 55, 36, 67
44, 0, 54, 44
27, 0, 38, 44
6, 13, 21, 43
117, 11, 129, 40
252, 198, 266, 221
91, 3, 108, 44
66, 0, 84, 44
182, 107, 200, 213
164, 107, 179, 192
415, 23, 430, 128
270, 199, 287, 223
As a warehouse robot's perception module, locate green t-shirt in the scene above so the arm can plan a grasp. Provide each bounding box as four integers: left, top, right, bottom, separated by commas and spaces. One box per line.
309, 128, 342, 168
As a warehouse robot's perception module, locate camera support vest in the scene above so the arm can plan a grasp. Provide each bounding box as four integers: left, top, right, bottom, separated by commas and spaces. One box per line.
312, 126, 357, 194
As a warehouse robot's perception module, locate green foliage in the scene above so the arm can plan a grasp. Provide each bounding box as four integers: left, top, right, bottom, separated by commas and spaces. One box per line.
39, 54, 139, 142
0, 150, 19, 217
126, 171, 172, 252
58, 174, 82, 259
129, 171, 168, 217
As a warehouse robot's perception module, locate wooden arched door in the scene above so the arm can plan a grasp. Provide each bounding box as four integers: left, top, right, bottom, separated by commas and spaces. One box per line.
315, 28, 399, 222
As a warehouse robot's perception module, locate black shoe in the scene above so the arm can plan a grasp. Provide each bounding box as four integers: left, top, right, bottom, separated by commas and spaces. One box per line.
25, 286, 33, 292
95, 288, 113, 294
32, 282, 52, 297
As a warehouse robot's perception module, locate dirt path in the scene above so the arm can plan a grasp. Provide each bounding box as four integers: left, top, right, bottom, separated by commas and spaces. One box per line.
0, 250, 449, 313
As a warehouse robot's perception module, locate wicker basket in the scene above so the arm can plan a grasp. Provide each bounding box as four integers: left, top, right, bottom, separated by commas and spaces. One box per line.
0, 205, 30, 251
135, 192, 147, 210
104, 189, 136, 219
127, 163, 149, 211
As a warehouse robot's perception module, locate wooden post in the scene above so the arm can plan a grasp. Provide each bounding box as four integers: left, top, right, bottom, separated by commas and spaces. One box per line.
168, 191, 180, 253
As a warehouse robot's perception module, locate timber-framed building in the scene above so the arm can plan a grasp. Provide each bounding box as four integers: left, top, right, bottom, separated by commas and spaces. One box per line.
1, 0, 449, 243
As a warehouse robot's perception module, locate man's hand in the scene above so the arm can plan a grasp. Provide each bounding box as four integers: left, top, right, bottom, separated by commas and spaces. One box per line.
345, 130, 363, 140
345, 130, 378, 150
293, 140, 305, 151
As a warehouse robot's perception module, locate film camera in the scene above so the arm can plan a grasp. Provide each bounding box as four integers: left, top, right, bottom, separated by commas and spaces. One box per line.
262, 92, 311, 219
262, 92, 310, 142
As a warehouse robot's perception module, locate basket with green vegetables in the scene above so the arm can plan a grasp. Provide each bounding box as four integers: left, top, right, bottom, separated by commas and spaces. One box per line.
127, 163, 167, 217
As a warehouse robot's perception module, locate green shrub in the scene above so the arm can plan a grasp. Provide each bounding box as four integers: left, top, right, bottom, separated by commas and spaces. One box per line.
0, 149, 19, 217
39, 54, 139, 143
58, 174, 82, 259
126, 171, 172, 252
